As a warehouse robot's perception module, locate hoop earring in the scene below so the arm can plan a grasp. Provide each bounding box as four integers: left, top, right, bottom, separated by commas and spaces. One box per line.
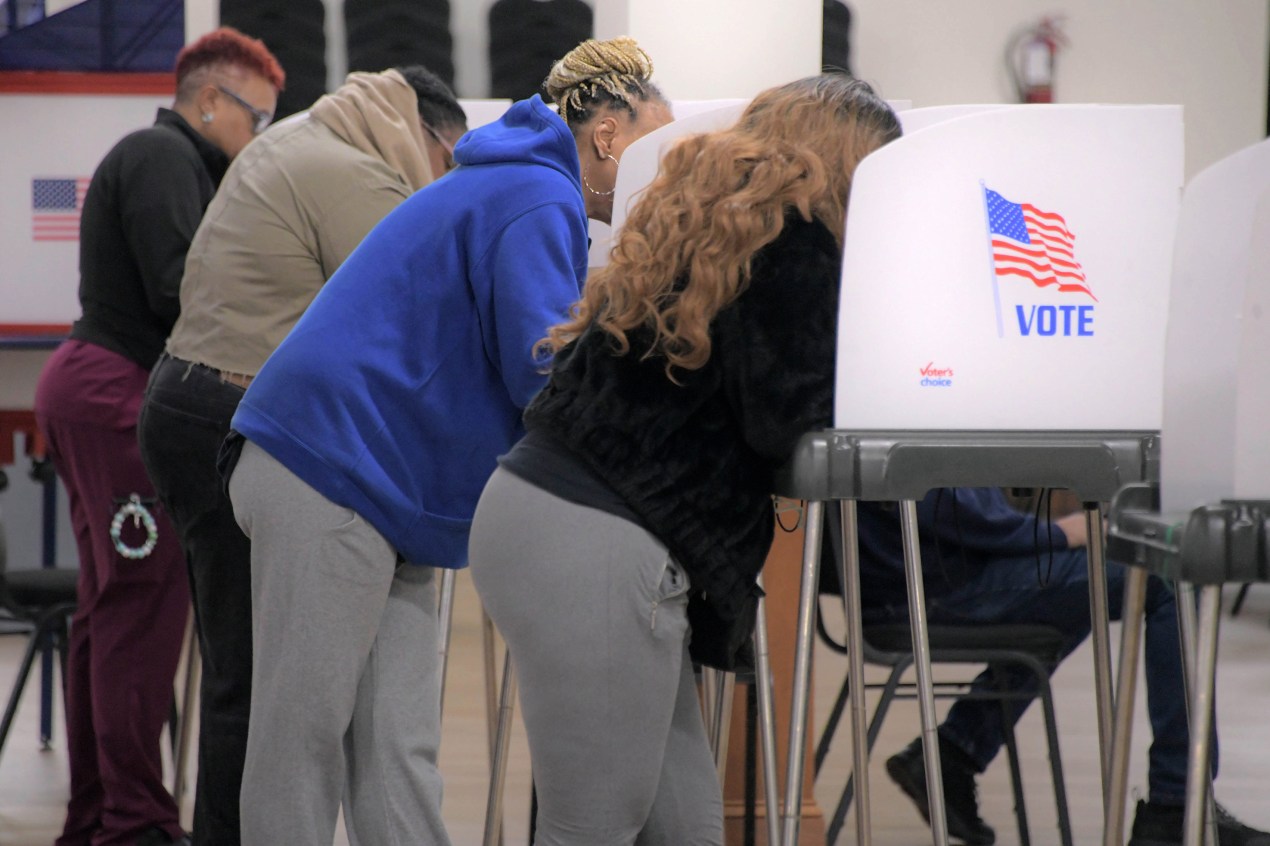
582, 153, 620, 197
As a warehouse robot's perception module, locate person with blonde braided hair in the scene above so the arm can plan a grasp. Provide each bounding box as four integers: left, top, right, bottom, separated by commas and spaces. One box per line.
469, 74, 901, 845
218, 36, 667, 845
545, 35, 670, 223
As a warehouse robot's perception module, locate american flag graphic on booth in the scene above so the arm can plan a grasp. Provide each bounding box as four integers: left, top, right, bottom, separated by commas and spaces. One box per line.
984, 186, 1096, 301
32, 177, 91, 242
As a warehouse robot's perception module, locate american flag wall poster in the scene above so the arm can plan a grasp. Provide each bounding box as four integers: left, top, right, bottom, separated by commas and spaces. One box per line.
984, 185, 1095, 300
32, 177, 90, 242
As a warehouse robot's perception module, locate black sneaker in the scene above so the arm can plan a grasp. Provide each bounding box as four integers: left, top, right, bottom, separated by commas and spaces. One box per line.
1128, 799, 1270, 846
885, 735, 995, 845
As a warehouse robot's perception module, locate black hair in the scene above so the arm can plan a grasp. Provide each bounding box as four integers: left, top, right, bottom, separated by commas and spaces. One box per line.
395, 64, 467, 132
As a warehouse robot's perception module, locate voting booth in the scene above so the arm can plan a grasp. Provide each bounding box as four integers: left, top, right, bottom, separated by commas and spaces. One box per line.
588, 100, 749, 269
774, 105, 1184, 846
1105, 137, 1270, 846
1158, 138, 1270, 515
837, 106, 1182, 432
592, 98, 911, 269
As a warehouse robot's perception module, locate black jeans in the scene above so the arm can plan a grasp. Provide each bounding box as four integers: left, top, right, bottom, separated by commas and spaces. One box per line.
139, 354, 252, 846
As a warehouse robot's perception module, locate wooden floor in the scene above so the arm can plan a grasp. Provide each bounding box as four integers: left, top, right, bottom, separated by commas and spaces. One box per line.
1, 574, 1267, 845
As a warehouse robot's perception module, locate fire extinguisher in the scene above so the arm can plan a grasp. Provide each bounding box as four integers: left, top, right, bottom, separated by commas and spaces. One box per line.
1008, 17, 1067, 104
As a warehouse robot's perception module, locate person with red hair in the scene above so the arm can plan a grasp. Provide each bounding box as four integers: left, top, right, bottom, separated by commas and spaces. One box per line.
33, 26, 282, 846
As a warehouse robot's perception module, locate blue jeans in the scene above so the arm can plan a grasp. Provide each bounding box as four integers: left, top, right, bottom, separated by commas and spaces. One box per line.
872, 548, 1204, 805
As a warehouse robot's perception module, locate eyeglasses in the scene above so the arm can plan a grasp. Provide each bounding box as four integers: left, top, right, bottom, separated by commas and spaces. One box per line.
421, 121, 456, 172
216, 85, 273, 135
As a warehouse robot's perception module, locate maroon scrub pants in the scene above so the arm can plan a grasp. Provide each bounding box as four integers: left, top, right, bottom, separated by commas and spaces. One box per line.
35, 340, 189, 846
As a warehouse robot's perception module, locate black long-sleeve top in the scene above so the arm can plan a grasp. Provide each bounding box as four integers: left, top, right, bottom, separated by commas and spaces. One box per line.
519, 214, 841, 663
70, 108, 229, 368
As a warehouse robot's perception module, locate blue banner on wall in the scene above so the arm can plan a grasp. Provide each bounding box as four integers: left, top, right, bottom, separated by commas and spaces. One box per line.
0, 0, 183, 72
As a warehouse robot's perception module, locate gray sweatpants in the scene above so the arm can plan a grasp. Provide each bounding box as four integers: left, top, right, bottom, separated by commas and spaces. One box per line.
228, 441, 451, 846
469, 468, 724, 846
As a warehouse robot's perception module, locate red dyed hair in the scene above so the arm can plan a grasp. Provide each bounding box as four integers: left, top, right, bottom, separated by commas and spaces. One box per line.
174, 26, 285, 99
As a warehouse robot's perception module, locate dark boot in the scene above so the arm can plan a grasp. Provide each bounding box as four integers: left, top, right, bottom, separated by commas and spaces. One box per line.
885, 735, 995, 845
1128, 799, 1270, 846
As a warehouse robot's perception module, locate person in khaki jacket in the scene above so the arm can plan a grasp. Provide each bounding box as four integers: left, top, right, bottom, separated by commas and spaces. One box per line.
136, 65, 464, 846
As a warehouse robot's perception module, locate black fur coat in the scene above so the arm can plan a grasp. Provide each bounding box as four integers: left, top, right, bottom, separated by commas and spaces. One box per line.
524, 213, 841, 667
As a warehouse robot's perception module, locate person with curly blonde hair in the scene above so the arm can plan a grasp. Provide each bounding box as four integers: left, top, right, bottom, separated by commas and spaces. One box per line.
469, 74, 901, 844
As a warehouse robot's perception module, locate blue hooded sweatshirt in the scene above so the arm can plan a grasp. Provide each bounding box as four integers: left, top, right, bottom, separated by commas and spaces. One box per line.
231, 96, 588, 568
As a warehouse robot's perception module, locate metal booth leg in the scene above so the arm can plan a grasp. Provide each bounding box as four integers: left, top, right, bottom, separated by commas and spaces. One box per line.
483, 648, 517, 846
710, 670, 737, 782
1083, 503, 1117, 800
480, 607, 505, 846
781, 499, 824, 846
172, 609, 201, 801
436, 567, 457, 719
702, 668, 719, 751
1103, 562, 1148, 846
840, 500, 873, 845
482, 607, 500, 753
1176, 583, 1219, 846
898, 499, 949, 846
1184, 586, 1222, 846
753, 576, 782, 846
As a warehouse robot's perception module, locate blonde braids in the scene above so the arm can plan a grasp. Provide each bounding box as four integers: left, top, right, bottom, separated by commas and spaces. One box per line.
544, 36, 656, 126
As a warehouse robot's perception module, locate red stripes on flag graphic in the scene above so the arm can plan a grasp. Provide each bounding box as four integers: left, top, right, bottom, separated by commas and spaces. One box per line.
32, 177, 91, 242
992, 202, 1095, 301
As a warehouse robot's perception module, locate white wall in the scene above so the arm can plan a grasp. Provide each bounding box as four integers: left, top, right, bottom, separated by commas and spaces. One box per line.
450, 0, 491, 99
184, 0, 217, 46
595, 0, 822, 100
847, 0, 1268, 178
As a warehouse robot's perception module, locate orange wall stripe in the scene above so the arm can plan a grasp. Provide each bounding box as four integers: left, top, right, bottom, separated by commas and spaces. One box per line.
0, 71, 173, 95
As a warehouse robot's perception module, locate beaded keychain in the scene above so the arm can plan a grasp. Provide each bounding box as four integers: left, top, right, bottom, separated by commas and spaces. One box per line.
110, 493, 158, 560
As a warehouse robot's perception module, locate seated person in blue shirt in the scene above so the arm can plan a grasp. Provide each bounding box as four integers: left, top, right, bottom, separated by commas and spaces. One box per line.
853, 487, 1270, 846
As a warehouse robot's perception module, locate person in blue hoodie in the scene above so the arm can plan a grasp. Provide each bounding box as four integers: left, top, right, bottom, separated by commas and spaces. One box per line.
852, 488, 1270, 846
221, 37, 670, 844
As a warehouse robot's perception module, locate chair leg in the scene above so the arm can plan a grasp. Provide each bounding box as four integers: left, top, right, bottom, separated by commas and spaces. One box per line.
815, 669, 851, 775
38, 628, 54, 748
0, 627, 46, 761
1229, 583, 1250, 617
1036, 671, 1075, 846
999, 688, 1031, 846
57, 615, 69, 703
